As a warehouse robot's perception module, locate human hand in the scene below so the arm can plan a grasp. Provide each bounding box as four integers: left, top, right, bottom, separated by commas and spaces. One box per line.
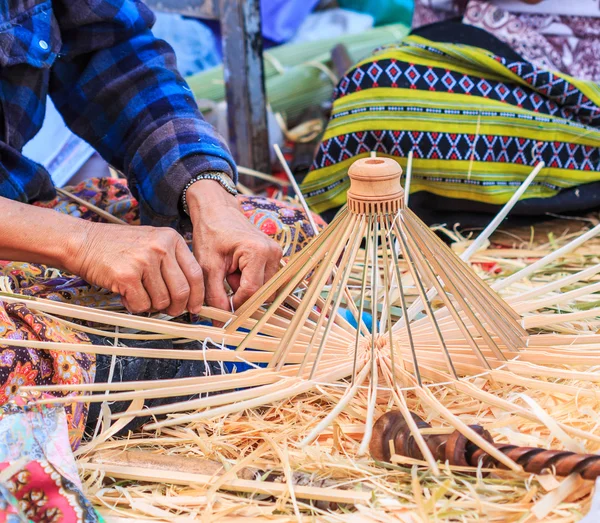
186, 180, 283, 311
69, 222, 204, 316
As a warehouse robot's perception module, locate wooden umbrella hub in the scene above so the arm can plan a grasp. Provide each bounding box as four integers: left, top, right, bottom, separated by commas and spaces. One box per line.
347, 157, 404, 215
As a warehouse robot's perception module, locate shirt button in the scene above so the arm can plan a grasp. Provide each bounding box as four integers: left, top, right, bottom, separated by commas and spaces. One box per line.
38, 39, 49, 50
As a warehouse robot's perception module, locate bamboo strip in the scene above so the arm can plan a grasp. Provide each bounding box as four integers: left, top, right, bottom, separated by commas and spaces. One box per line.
55, 187, 128, 225
493, 222, 600, 291
79, 463, 372, 504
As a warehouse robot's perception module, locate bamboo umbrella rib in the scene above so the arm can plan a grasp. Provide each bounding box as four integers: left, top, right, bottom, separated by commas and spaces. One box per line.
112, 378, 304, 421
351, 215, 373, 384
2, 338, 344, 365
380, 218, 400, 380
378, 357, 440, 475
391, 164, 542, 331
144, 366, 353, 432
301, 217, 366, 377
271, 214, 357, 370
23, 368, 271, 393
386, 216, 420, 385
399, 216, 498, 367
34, 371, 282, 406
358, 352, 378, 454
230, 243, 341, 351
409, 211, 523, 326
394, 220, 458, 379
112, 358, 354, 423
229, 208, 347, 329
523, 308, 600, 329
514, 281, 600, 314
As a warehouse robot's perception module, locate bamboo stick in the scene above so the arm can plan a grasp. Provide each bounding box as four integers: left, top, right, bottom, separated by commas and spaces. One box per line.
80, 463, 372, 505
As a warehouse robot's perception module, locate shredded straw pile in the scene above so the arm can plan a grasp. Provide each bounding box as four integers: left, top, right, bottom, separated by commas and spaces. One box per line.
77, 216, 600, 522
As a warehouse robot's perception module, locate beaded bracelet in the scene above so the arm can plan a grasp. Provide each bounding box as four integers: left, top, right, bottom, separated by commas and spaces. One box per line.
181, 171, 238, 216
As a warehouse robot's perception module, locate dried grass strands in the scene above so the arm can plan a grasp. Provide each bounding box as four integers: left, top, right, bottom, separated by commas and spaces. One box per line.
80, 376, 599, 521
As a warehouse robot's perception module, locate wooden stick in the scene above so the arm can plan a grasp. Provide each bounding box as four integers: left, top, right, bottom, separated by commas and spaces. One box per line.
55, 187, 128, 225
89, 450, 257, 480
404, 151, 413, 207
273, 143, 319, 235
460, 162, 544, 262
237, 165, 291, 187
79, 463, 372, 505
493, 222, 600, 291
510, 263, 600, 303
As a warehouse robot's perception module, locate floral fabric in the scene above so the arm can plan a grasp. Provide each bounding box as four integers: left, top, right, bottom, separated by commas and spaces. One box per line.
0, 292, 95, 450
0, 402, 101, 522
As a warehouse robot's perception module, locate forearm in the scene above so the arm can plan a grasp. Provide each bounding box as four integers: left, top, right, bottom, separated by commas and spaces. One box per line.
50, 0, 236, 226
0, 197, 89, 271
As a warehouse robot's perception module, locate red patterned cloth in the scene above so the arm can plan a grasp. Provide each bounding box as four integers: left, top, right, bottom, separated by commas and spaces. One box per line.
0, 402, 101, 522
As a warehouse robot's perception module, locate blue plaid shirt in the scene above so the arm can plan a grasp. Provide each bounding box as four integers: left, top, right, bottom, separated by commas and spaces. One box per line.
0, 0, 236, 228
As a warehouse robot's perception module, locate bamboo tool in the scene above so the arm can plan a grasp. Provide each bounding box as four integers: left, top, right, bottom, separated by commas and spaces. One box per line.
371, 410, 600, 479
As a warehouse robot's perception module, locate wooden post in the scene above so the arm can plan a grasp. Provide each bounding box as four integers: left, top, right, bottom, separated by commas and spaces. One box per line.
219, 0, 271, 186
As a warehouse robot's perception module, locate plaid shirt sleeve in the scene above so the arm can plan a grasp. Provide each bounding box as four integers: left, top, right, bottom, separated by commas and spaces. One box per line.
49, 0, 237, 228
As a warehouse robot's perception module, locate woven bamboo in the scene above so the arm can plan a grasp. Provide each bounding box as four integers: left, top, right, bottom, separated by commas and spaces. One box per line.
8, 155, 599, 494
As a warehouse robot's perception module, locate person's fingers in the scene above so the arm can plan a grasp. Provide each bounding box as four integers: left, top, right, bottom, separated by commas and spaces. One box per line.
263, 241, 283, 303
204, 263, 231, 313
264, 245, 282, 283
121, 277, 152, 314
175, 240, 204, 314
232, 257, 265, 310
161, 257, 190, 318
226, 271, 241, 294
142, 267, 171, 313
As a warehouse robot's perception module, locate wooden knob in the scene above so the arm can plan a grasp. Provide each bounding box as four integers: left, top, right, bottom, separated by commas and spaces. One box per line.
347, 157, 404, 215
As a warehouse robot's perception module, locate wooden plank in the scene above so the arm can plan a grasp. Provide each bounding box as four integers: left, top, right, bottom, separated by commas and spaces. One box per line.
219, 0, 271, 183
